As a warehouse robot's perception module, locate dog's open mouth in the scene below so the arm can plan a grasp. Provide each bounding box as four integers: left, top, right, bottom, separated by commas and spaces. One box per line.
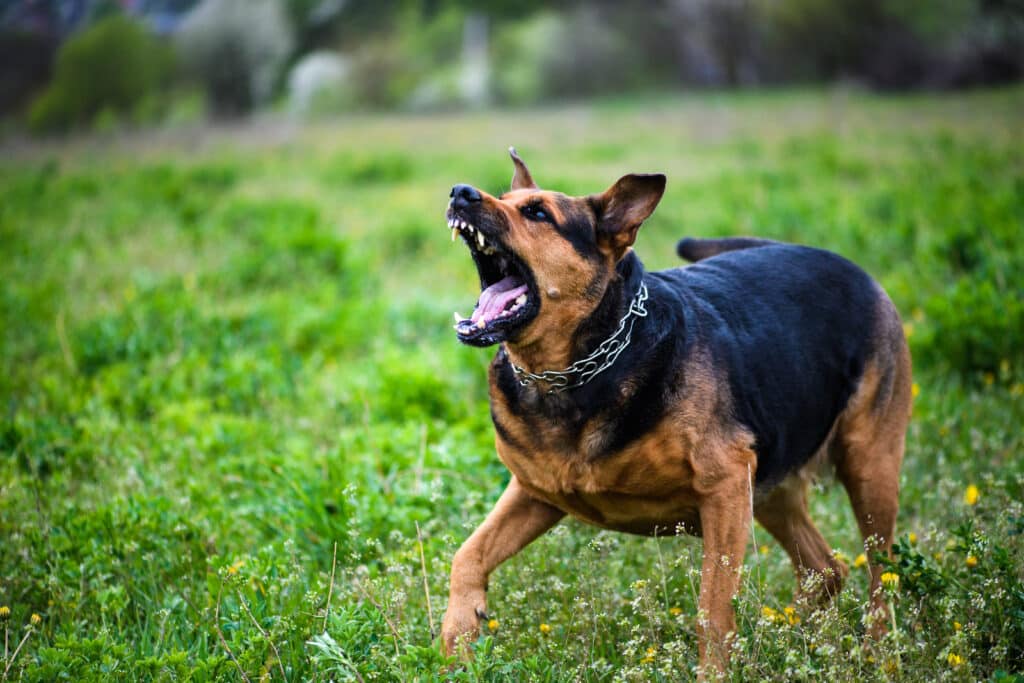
448, 211, 539, 346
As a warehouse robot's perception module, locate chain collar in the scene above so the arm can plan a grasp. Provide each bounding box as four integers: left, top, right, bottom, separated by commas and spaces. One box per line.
511, 280, 649, 394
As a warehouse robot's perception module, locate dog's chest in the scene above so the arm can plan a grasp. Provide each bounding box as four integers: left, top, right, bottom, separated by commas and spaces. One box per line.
493, 412, 704, 535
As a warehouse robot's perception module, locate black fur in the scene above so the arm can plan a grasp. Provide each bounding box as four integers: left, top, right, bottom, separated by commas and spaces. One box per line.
495, 243, 880, 490
553, 197, 602, 262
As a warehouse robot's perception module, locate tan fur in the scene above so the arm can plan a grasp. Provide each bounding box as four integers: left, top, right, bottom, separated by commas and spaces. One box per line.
482, 189, 610, 372
442, 477, 564, 657
833, 293, 913, 637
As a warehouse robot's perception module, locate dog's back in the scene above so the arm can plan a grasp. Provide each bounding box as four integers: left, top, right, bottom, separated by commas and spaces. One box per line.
659, 240, 893, 488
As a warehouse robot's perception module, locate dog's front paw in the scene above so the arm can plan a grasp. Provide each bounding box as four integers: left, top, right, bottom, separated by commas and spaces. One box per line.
441, 601, 488, 659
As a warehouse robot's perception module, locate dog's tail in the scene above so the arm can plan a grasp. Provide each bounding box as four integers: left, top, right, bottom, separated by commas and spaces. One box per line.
675, 236, 779, 263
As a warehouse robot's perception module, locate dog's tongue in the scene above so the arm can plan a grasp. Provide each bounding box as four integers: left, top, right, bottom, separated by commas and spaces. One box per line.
471, 276, 528, 325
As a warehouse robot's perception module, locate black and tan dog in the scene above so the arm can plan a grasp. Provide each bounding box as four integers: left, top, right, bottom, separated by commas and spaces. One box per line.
441, 149, 911, 674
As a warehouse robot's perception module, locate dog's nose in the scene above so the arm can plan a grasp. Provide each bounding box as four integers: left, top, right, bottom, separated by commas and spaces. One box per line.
450, 184, 482, 209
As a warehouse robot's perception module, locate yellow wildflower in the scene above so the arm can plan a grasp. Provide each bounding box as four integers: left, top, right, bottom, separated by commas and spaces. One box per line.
30, 613, 41, 626
487, 619, 499, 632
758, 544, 769, 555
669, 606, 683, 617
880, 572, 899, 590
966, 555, 978, 568
902, 322, 914, 338
784, 606, 800, 625
0, 606, 10, 620
227, 558, 245, 575
539, 623, 552, 635
933, 552, 943, 562
834, 549, 849, 564
964, 484, 979, 506
908, 532, 917, 544
854, 553, 867, 569
947, 652, 964, 667
761, 606, 782, 623
953, 621, 961, 632
983, 372, 995, 386
912, 382, 920, 398
641, 646, 657, 664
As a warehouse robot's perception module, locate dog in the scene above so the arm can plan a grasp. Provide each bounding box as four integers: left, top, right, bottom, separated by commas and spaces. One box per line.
440, 148, 911, 675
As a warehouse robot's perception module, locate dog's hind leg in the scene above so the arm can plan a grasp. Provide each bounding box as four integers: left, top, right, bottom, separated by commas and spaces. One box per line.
754, 475, 848, 602
834, 314, 912, 639
442, 476, 564, 658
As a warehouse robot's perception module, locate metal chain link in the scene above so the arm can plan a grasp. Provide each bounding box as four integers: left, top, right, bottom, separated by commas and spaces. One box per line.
511, 280, 649, 394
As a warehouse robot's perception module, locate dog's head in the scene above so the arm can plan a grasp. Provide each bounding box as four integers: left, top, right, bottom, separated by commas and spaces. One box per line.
448, 148, 665, 348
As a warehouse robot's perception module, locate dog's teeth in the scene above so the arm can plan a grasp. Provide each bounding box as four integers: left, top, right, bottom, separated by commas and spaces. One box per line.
515, 294, 527, 305
454, 312, 463, 322
477, 319, 486, 329
447, 218, 454, 228
476, 232, 485, 248
451, 227, 458, 242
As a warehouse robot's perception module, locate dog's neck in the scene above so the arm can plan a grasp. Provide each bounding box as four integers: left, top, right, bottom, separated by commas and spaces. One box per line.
503, 253, 645, 391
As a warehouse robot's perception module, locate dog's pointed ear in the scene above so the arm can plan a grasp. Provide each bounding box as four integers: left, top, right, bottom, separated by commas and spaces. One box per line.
590, 173, 666, 259
509, 147, 537, 191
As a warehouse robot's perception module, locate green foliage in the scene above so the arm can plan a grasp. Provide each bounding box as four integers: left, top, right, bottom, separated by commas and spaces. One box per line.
1, 89, 1023, 680
27, 15, 173, 133
919, 277, 1024, 375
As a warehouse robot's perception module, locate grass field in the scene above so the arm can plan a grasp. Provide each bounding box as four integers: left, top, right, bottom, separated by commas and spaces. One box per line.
2, 88, 1023, 681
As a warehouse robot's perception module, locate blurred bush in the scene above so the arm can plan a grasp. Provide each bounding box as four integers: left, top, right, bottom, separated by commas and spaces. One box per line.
917, 277, 1024, 376
175, 0, 293, 116
493, 8, 648, 103
346, 6, 467, 110
26, 15, 173, 133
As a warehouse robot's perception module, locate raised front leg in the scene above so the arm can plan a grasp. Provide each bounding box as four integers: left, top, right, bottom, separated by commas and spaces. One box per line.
442, 476, 564, 658
696, 473, 752, 677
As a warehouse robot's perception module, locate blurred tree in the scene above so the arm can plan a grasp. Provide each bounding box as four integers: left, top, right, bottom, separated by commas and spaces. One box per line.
27, 14, 173, 131
176, 0, 293, 115
758, 0, 1023, 88
665, 0, 760, 85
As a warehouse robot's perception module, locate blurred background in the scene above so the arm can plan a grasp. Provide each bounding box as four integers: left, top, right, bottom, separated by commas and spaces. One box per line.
2, 2, 1023, 679
2, 0, 1023, 134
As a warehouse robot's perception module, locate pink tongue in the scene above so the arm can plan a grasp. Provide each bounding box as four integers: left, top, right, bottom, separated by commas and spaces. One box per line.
471, 276, 528, 324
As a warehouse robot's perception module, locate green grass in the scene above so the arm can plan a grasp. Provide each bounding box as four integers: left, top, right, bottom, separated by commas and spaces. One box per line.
2, 87, 1023, 681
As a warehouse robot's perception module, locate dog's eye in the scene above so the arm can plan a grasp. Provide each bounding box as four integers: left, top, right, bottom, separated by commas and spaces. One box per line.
524, 205, 548, 221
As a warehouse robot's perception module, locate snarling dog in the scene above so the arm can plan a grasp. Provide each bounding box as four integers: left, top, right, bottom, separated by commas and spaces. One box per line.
441, 148, 911, 675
